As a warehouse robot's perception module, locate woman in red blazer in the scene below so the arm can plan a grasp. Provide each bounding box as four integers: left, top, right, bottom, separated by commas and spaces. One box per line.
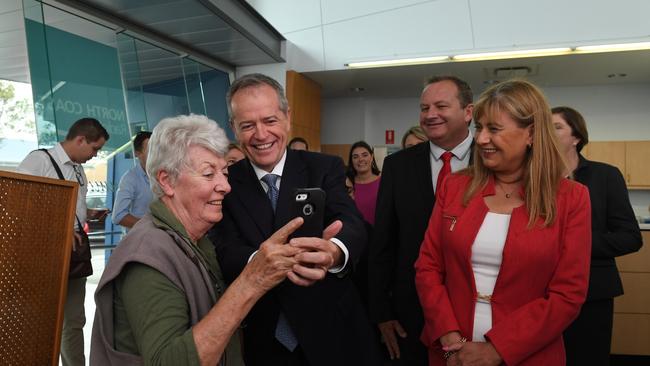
415, 80, 592, 366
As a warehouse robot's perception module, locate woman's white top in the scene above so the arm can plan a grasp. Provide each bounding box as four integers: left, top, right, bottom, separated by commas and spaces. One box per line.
471, 212, 511, 342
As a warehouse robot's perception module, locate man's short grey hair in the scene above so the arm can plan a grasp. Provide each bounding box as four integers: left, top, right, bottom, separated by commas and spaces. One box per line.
147, 114, 229, 198
226, 73, 289, 122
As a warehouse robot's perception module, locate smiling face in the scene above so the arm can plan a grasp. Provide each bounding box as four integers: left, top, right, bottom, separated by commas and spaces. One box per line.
475, 110, 532, 177
351, 146, 373, 175
165, 145, 231, 233
230, 84, 290, 172
552, 113, 580, 156
419, 80, 473, 150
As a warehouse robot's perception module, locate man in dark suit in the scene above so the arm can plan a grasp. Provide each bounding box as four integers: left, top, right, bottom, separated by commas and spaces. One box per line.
369, 76, 474, 364
210, 73, 380, 366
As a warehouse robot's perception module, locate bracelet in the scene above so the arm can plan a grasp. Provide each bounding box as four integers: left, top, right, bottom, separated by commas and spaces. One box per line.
443, 337, 467, 360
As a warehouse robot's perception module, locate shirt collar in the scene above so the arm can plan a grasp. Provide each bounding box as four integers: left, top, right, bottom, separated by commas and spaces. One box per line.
250, 149, 287, 181
136, 162, 149, 180
429, 130, 473, 160
53, 142, 75, 166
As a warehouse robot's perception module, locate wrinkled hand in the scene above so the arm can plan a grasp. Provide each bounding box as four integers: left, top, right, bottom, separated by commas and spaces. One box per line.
286, 220, 343, 286
443, 341, 501, 366
72, 232, 82, 252
378, 320, 407, 360
241, 217, 304, 293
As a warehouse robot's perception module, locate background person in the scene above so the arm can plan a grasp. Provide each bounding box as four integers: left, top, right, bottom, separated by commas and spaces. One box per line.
401, 125, 427, 149
370, 76, 474, 364
91, 114, 305, 366
18, 117, 109, 366
112, 131, 153, 231
288, 136, 308, 151
552, 106, 643, 366
415, 80, 591, 366
225, 143, 246, 166
346, 140, 381, 225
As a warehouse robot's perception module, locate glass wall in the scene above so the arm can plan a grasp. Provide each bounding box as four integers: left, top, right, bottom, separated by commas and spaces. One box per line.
22, 0, 233, 247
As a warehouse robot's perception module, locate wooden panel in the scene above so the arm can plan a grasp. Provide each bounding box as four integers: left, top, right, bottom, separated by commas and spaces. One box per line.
0, 170, 77, 365
321, 144, 351, 165
625, 141, 650, 188
286, 70, 321, 152
583, 141, 626, 178
611, 313, 650, 355
617, 231, 650, 272
614, 272, 650, 314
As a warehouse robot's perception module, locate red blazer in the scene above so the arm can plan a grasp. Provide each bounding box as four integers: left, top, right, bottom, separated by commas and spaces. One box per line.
415, 174, 591, 366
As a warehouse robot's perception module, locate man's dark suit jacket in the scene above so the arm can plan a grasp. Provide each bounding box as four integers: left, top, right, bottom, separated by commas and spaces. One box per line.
369, 141, 434, 346
369, 140, 472, 363
210, 149, 380, 366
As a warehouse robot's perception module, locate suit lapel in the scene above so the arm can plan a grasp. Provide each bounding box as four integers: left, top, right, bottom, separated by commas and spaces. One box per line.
414, 142, 435, 205
232, 160, 275, 240
274, 150, 308, 229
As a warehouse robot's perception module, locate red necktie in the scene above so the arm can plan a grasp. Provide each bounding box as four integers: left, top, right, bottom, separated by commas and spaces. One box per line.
436, 151, 453, 193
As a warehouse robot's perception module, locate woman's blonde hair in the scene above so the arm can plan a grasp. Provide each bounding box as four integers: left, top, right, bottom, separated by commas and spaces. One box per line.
464, 79, 566, 227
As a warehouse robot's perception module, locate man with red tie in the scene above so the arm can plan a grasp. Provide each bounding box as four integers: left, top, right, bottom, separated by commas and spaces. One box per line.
369, 76, 474, 365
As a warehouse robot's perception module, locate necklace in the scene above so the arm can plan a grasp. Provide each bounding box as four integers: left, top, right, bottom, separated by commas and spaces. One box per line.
495, 179, 519, 199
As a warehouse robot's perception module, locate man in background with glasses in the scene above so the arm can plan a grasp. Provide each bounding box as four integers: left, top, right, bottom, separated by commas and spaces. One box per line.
112, 131, 153, 232
18, 117, 109, 366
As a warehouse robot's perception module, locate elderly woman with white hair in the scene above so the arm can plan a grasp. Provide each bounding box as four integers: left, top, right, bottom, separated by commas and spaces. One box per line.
91, 115, 305, 366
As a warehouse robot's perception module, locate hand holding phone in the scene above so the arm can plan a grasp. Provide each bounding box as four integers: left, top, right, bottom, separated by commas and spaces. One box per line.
290, 188, 326, 238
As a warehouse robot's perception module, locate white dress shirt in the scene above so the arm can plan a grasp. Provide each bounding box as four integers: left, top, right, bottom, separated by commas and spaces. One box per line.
249, 149, 350, 273
429, 131, 473, 192
17, 143, 88, 228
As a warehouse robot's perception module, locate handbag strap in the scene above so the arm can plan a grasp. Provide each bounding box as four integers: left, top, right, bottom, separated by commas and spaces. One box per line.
39, 148, 84, 229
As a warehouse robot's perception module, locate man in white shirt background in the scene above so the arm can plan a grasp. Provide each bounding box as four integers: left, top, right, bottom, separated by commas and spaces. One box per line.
18, 117, 109, 366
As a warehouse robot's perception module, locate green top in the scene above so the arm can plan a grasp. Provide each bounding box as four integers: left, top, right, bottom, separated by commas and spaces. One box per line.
112, 200, 240, 366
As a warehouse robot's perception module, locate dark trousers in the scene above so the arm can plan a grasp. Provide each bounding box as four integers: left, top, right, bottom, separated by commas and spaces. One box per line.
244, 338, 310, 366
564, 298, 614, 366
381, 333, 427, 366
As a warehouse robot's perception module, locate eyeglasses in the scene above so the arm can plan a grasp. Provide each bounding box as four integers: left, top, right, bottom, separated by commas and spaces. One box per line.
73, 165, 85, 187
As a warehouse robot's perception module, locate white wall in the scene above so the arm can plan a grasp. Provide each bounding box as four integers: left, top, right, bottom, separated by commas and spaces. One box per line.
322, 83, 650, 145
321, 82, 650, 209
248, 0, 650, 72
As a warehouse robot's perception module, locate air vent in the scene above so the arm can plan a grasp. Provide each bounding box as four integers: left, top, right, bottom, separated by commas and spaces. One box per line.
493, 66, 532, 78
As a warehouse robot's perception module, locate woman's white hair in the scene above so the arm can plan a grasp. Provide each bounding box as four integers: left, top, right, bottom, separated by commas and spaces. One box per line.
147, 114, 229, 198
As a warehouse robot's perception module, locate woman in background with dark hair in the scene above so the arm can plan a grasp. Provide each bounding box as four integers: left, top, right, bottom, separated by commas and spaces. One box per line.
552, 106, 642, 366
347, 141, 381, 225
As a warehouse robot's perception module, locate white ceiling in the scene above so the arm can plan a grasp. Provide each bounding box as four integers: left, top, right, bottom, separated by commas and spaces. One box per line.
0, 0, 284, 84
305, 49, 650, 98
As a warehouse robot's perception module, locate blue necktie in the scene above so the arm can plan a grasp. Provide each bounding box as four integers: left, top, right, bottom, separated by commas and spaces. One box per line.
261, 174, 280, 211
260, 174, 298, 351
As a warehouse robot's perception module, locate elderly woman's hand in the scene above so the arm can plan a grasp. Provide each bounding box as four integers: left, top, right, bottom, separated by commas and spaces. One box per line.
240, 217, 305, 293
286, 220, 343, 286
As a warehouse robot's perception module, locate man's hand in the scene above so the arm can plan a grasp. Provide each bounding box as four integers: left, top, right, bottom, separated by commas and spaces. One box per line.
378, 320, 407, 360
240, 218, 304, 294
286, 220, 343, 286
72, 232, 82, 252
